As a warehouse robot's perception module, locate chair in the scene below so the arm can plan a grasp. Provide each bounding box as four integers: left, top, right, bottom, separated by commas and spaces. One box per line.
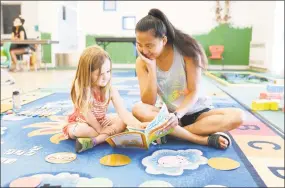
209, 45, 224, 70
1, 42, 12, 68
1, 42, 15, 84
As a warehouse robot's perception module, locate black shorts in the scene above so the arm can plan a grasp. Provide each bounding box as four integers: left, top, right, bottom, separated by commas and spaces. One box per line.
180, 108, 211, 127
10, 44, 30, 50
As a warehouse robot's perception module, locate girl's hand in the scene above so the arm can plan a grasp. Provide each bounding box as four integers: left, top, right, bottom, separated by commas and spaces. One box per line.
139, 122, 149, 129
136, 49, 156, 68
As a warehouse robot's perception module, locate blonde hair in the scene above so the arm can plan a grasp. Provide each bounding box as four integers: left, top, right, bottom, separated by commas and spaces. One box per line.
71, 45, 112, 115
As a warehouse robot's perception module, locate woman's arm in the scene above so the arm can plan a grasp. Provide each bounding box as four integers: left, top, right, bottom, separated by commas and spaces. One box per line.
111, 86, 145, 128
11, 32, 16, 40
136, 54, 158, 105
175, 57, 201, 117
19, 31, 25, 40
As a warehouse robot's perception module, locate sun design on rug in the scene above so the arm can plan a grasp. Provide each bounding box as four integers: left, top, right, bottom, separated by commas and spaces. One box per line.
22, 115, 68, 144
142, 149, 208, 176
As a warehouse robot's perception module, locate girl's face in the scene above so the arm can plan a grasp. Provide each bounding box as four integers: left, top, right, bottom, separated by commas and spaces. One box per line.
13, 18, 22, 27
136, 31, 167, 60
91, 58, 111, 88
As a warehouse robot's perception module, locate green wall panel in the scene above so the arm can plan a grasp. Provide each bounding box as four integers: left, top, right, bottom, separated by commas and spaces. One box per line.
40, 32, 52, 64
86, 24, 252, 66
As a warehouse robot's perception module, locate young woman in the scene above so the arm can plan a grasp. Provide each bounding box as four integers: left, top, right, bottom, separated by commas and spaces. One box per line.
132, 8, 245, 149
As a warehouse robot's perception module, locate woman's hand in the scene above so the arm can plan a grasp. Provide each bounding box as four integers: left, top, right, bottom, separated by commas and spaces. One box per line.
163, 113, 179, 132
136, 49, 156, 68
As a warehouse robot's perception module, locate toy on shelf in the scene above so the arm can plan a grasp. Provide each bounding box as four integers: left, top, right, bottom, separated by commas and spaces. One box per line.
259, 92, 283, 100
251, 99, 279, 111
266, 84, 284, 93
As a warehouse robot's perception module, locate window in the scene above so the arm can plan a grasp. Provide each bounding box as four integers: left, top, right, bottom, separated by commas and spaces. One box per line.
62, 6, 66, 20
1, 3, 21, 34
103, 0, 116, 11
122, 16, 136, 30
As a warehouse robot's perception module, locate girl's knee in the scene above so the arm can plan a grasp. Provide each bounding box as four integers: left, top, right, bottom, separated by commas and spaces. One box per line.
67, 122, 98, 138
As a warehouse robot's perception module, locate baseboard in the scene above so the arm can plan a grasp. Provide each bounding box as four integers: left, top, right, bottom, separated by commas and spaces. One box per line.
207, 65, 249, 70
249, 65, 268, 72
112, 64, 135, 69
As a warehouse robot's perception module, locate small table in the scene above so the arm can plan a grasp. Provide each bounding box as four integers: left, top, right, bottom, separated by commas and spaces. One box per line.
95, 37, 137, 76
0, 39, 59, 45
1, 39, 59, 71
95, 37, 136, 50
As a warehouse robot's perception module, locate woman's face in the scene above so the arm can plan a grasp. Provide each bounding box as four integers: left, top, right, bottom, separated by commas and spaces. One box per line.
91, 58, 111, 88
13, 18, 22, 27
136, 30, 167, 60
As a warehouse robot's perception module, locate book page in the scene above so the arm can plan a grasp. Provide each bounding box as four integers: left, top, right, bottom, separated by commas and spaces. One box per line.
106, 132, 147, 149
145, 103, 171, 144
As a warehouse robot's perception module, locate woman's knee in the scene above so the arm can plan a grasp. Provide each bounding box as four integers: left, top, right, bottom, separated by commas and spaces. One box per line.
228, 108, 245, 129
132, 102, 147, 120
132, 102, 158, 122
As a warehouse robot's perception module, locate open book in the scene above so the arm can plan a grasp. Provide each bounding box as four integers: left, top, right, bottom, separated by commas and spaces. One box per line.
106, 103, 172, 149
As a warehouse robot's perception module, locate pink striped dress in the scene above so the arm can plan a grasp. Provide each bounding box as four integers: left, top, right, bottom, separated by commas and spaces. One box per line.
63, 90, 112, 138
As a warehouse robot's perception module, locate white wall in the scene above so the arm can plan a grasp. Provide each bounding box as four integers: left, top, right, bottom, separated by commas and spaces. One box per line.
2, 1, 283, 71
270, 1, 284, 76
78, 1, 220, 37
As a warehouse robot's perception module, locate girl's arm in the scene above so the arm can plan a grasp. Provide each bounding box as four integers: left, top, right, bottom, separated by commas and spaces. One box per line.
175, 57, 201, 117
85, 110, 102, 133
111, 86, 146, 129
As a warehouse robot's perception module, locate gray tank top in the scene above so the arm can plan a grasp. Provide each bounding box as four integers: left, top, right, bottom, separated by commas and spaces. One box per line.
156, 45, 212, 114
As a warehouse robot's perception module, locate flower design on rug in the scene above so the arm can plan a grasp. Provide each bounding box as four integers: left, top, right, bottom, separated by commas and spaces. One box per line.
142, 149, 208, 176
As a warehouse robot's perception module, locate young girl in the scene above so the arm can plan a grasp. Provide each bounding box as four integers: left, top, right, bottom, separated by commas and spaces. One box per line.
63, 45, 147, 153
132, 9, 245, 149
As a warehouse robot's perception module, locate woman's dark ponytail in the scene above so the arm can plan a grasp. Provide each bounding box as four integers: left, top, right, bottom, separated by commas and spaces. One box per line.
136, 8, 208, 69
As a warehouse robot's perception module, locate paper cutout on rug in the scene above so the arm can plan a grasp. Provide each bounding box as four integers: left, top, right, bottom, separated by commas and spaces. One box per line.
45, 152, 77, 164
207, 157, 240, 171
139, 180, 173, 187
100, 154, 131, 166
8, 172, 113, 187
142, 149, 208, 176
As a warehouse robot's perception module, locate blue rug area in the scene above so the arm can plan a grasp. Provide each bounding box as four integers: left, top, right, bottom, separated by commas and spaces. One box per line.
1, 90, 283, 187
